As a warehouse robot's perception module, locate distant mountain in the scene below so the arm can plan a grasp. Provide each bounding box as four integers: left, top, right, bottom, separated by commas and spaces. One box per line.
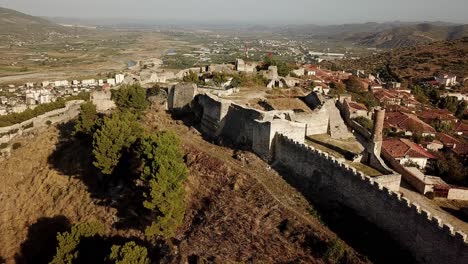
0, 7, 71, 43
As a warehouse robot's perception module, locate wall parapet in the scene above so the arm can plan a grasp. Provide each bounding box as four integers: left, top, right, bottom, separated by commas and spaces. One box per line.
274, 134, 468, 264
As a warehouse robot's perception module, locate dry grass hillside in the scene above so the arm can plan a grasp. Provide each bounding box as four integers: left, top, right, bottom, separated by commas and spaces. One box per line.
0, 111, 370, 263
330, 37, 468, 82
0, 7, 73, 44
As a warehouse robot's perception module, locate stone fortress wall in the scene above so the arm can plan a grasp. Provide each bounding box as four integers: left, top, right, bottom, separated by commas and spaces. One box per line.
0, 100, 84, 145
190, 92, 468, 263
274, 135, 468, 264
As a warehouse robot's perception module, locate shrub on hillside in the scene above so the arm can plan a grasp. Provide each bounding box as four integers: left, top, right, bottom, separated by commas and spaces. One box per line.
50, 222, 105, 264
109, 242, 150, 264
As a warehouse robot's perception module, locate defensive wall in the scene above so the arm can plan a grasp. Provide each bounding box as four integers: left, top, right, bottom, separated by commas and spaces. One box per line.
190, 92, 467, 263
0, 100, 84, 145
273, 135, 468, 264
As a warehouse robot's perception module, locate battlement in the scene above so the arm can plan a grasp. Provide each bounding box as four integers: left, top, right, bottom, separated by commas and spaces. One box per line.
275, 134, 468, 251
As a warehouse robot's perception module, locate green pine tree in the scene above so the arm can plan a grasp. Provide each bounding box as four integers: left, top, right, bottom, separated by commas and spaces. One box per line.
50, 222, 105, 264
73, 101, 98, 136
92, 111, 143, 175
109, 241, 150, 264
137, 131, 188, 239
111, 84, 149, 113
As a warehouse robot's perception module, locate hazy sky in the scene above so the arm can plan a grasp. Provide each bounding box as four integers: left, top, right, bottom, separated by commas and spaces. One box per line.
1, 0, 467, 25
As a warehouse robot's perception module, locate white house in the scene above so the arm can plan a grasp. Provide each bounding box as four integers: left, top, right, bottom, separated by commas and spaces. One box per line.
107, 79, 116, 86
115, 74, 125, 84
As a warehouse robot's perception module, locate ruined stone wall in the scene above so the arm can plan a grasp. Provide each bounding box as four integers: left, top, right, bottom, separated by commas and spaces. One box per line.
0, 100, 83, 144
274, 135, 468, 264
294, 111, 329, 136
91, 90, 116, 112
196, 93, 232, 137
221, 104, 264, 147
252, 119, 306, 160
168, 83, 198, 111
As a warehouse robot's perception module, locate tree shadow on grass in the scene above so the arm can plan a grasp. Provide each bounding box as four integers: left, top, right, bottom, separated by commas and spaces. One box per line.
14, 216, 71, 264
14, 214, 159, 264
47, 122, 150, 232
47, 121, 103, 196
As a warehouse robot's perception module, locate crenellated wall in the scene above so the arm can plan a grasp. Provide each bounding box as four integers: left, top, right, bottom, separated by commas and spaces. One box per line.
273, 134, 468, 264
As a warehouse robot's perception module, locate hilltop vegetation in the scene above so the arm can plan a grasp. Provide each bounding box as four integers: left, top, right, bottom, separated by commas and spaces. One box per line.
328, 37, 468, 84
0, 7, 73, 44
0, 84, 370, 263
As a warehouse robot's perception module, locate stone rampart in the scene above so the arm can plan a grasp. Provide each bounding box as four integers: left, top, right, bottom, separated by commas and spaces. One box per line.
273, 134, 468, 264
0, 100, 83, 144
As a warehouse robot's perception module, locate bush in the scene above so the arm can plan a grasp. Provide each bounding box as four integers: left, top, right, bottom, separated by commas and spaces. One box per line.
109, 242, 150, 264
0, 143, 8, 149
324, 239, 346, 264
12, 142, 21, 150
50, 222, 105, 264
46, 120, 52, 126
137, 131, 188, 239
353, 116, 373, 131
182, 70, 201, 85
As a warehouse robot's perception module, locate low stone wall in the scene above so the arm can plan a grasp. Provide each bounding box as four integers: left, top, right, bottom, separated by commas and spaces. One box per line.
0, 100, 83, 145
448, 188, 468, 201
382, 148, 431, 194
273, 135, 468, 264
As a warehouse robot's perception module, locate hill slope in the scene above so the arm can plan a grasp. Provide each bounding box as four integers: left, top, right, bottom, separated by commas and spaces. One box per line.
356, 23, 468, 48
0, 7, 71, 44
329, 37, 468, 82
277, 22, 468, 49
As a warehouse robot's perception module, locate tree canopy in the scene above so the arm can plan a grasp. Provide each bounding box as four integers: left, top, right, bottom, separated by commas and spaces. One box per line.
73, 101, 98, 136
92, 111, 143, 175
109, 242, 150, 264
136, 131, 188, 239
111, 84, 149, 113
50, 222, 105, 264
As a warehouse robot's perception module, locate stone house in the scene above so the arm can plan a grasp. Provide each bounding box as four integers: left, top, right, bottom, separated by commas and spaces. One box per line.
382, 138, 436, 169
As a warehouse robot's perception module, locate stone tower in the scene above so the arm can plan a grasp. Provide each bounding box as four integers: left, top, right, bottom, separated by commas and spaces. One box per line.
370, 108, 385, 155
366, 108, 385, 166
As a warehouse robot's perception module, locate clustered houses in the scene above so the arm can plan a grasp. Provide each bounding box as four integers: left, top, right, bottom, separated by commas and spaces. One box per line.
0, 74, 124, 116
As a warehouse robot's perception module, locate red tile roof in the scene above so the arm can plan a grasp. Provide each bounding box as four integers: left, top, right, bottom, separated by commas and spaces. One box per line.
417, 109, 455, 122
454, 122, 468, 134
347, 101, 368, 111
436, 133, 460, 147
385, 112, 436, 133
383, 138, 437, 159
452, 143, 468, 156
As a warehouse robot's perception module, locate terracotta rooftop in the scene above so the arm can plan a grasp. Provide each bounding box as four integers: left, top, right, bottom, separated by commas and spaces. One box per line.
455, 122, 468, 134
347, 101, 368, 111
383, 138, 436, 159
436, 132, 461, 148
385, 112, 436, 134
452, 143, 468, 156
417, 109, 455, 122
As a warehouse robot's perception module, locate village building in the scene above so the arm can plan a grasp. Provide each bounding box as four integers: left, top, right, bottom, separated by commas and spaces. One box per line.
435, 74, 457, 87
384, 112, 436, 136
382, 138, 436, 169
